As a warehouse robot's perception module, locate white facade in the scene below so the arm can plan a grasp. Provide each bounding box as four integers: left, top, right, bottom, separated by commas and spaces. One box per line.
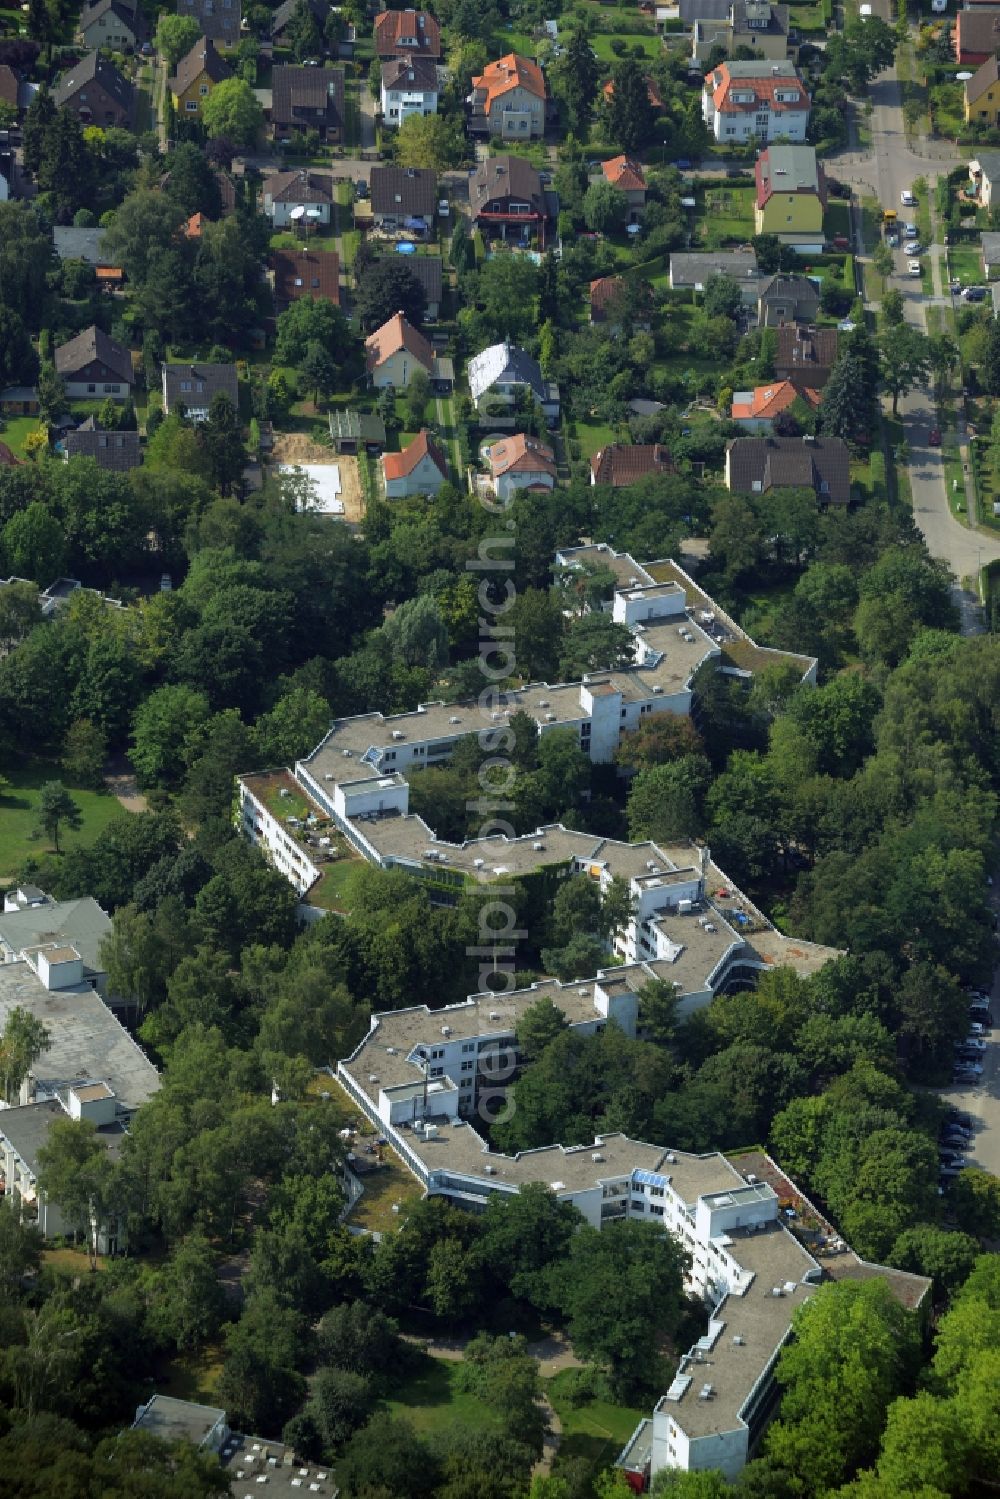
238, 778, 322, 895
381, 79, 438, 123
265, 198, 332, 228
492, 464, 555, 503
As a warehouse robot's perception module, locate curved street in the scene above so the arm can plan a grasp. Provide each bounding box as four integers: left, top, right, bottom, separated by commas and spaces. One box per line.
825, 60, 1000, 630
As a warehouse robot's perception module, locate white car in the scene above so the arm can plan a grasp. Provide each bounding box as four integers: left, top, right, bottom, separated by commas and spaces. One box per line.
907, 259, 921, 276
903, 223, 918, 238
437, 199, 450, 217
901, 189, 916, 206
931, 0, 947, 11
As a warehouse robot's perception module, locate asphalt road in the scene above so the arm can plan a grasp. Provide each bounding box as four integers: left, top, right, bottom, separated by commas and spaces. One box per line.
826, 63, 1000, 627
938, 900, 1000, 1183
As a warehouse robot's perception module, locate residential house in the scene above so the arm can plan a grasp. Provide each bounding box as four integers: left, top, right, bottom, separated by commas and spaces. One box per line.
77, 0, 145, 51
380, 56, 439, 125
599, 154, 647, 222
692, 0, 791, 62
469, 155, 554, 248
589, 275, 654, 329
754, 143, 826, 252
982, 231, 1000, 277
365, 311, 434, 389
731, 379, 819, 431
64, 417, 142, 472
0, 62, 34, 116
725, 434, 850, 506
955, 8, 1000, 65
0, 1093, 127, 1253
0, 387, 39, 416
381, 429, 448, 497
602, 73, 664, 112
969, 151, 1000, 209
329, 408, 387, 454
965, 56, 1000, 124
271, 0, 327, 45
374, 8, 441, 61
161, 361, 238, 420
184, 211, 206, 238
702, 60, 810, 143
669, 249, 758, 289
175, 0, 241, 47
775, 324, 837, 391
756, 272, 820, 327
270, 248, 340, 309
393, 252, 442, 319
486, 433, 557, 502
271, 65, 344, 142
169, 36, 231, 117
261, 169, 333, 228
467, 341, 560, 423
468, 52, 548, 139
53, 51, 134, 127
591, 443, 674, 487
54, 325, 133, 401
369, 164, 437, 231
53, 226, 110, 266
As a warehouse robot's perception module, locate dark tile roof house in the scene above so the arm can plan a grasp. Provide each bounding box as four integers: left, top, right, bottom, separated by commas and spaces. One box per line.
775, 324, 838, 390
725, 435, 851, 507
161, 361, 238, 419
54, 326, 133, 387
370, 164, 437, 222
381, 55, 439, 95
271, 247, 340, 306
64, 417, 141, 471
271, 0, 326, 41
669, 250, 759, 289
329, 408, 387, 453
756, 273, 821, 326
0, 63, 33, 113
677, 0, 732, 19
271, 65, 344, 141
53, 226, 116, 266
374, 8, 441, 60
263, 169, 334, 207
53, 51, 134, 127
470, 154, 545, 219
169, 36, 231, 99
175, 0, 241, 47
590, 443, 674, 487
391, 252, 442, 316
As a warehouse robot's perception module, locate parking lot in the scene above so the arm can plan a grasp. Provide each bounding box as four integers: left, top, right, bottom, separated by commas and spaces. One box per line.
938, 895, 1000, 1179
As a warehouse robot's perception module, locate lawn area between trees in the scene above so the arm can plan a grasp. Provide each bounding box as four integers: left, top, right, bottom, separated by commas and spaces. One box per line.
0, 762, 131, 881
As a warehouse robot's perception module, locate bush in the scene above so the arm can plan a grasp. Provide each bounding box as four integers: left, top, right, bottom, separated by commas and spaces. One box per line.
610, 37, 626, 55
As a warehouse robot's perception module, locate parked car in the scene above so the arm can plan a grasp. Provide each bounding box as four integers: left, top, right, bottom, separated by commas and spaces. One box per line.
928, 428, 941, 445
947, 1109, 974, 1127
967, 989, 990, 1002
908, 243, 925, 256
887, 233, 899, 247
901, 189, 916, 206
954, 1064, 983, 1078
356, 179, 369, 198
907, 259, 921, 277
903, 222, 918, 237
964, 286, 987, 302
969, 1021, 987, 1036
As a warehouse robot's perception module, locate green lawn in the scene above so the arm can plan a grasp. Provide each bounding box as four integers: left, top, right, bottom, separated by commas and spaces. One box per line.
0, 415, 42, 458
544, 1369, 646, 1479
306, 855, 363, 913
385, 1354, 505, 1436
0, 762, 131, 882
947, 245, 983, 286
573, 420, 625, 461
345, 1144, 425, 1233
589, 33, 661, 61
699, 185, 756, 247
270, 230, 340, 253
157, 1343, 226, 1405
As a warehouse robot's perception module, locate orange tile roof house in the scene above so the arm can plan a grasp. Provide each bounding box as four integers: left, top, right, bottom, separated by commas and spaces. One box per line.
955, 7, 1000, 65
469, 52, 548, 139
602, 74, 663, 111
702, 60, 809, 143
365, 312, 434, 388
589, 275, 653, 329
381, 429, 448, 497
731, 380, 820, 431
600, 155, 647, 220
374, 8, 441, 60
487, 433, 557, 501
591, 443, 674, 487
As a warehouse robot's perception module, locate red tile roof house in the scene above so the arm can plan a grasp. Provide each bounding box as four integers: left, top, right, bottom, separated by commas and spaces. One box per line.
365, 312, 434, 389
590, 443, 674, 487
702, 60, 810, 144
486, 433, 557, 502
374, 8, 441, 61
589, 275, 653, 330
731, 380, 820, 432
270, 248, 340, 309
600, 155, 647, 222
468, 52, 548, 140
955, 8, 1000, 64
602, 74, 664, 111
381, 429, 448, 497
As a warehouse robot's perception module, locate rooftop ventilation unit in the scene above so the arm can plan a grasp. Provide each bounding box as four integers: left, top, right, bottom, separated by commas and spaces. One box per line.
698, 1384, 715, 1400
666, 1152, 677, 1164
771, 1286, 785, 1297
489, 1010, 501, 1021
391, 730, 405, 740
653, 684, 663, 694
533, 841, 545, 851
545, 713, 556, 722
592, 1152, 604, 1162
386, 1046, 397, 1055
578, 987, 589, 996
733, 1334, 745, 1346
551, 1180, 565, 1191
342, 748, 353, 757
484, 1163, 497, 1175
368, 1074, 379, 1084
449, 716, 461, 724
538, 699, 549, 707
473, 858, 485, 869
324, 773, 335, 780
441, 1025, 452, 1036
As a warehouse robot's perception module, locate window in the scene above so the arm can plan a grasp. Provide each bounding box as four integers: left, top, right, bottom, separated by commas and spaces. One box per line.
200, 84, 209, 96
87, 384, 96, 393
461, 1061, 474, 1072
98, 435, 108, 448
430, 1066, 443, 1077
462, 1043, 474, 1053
186, 100, 198, 111
103, 384, 115, 393
650, 1204, 664, 1216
